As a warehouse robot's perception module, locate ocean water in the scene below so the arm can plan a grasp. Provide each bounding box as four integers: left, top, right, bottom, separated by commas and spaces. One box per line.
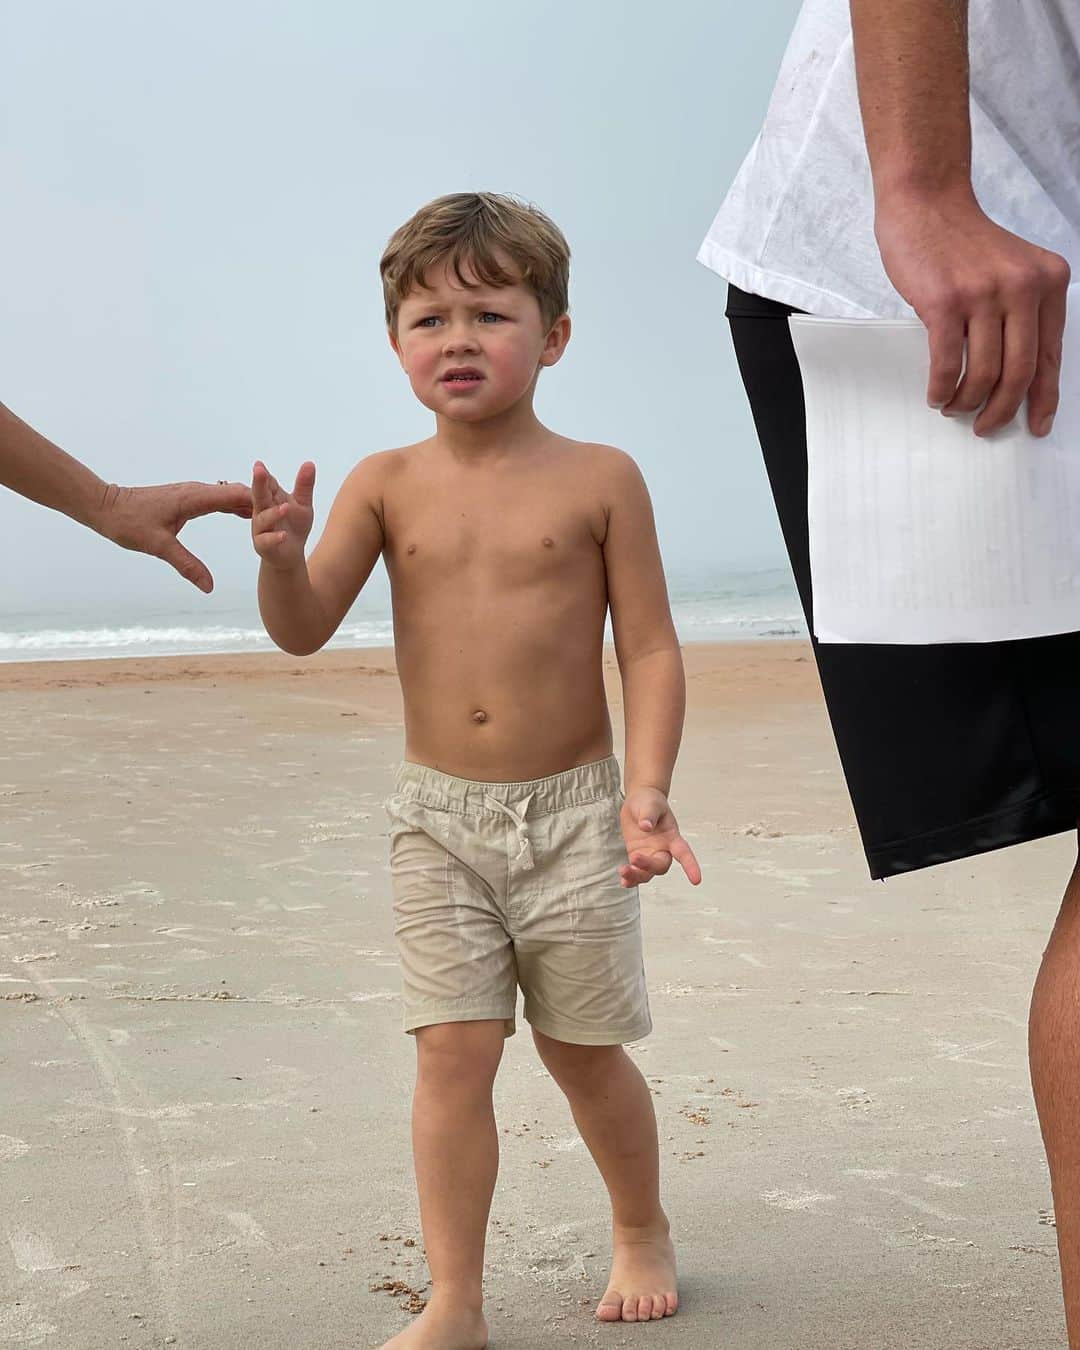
0, 566, 805, 663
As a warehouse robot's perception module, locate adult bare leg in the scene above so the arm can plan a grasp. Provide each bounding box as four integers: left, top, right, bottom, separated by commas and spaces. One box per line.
1029, 843, 1080, 1349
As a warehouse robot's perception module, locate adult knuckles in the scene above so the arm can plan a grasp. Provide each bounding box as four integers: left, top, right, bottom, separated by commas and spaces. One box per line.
1041, 253, 1072, 290
924, 258, 1059, 316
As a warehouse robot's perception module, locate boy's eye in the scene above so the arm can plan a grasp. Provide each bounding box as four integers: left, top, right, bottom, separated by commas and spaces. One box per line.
478, 312, 503, 323
417, 316, 440, 328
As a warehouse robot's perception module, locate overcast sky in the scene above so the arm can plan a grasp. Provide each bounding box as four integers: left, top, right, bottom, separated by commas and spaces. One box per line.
0, 0, 803, 615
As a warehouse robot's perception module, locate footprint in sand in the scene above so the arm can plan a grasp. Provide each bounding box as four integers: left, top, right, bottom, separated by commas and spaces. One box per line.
762, 1189, 837, 1211
0, 1135, 30, 1162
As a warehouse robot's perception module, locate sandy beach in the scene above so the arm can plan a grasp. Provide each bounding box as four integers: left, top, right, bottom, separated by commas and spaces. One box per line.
0, 640, 1071, 1349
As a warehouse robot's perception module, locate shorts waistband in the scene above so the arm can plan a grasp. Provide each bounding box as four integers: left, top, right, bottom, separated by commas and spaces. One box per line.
724, 281, 806, 320
392, 755, 622, 817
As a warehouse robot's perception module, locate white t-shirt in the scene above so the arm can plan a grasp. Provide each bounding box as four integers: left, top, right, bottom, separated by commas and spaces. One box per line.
698, 0, 1080, 318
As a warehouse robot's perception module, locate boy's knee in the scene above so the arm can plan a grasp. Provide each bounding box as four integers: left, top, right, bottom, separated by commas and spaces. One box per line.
415, 1019, 506, 1086
532, 1027, 623, 1086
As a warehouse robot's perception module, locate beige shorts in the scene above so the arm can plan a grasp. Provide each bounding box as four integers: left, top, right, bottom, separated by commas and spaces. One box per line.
384, 755, 651, 1045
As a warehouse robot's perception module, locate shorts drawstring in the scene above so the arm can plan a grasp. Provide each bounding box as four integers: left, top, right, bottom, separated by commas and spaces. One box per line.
484, 791, 535, 871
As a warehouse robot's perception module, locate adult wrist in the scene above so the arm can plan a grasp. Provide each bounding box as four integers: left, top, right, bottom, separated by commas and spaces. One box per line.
83, 478, 123, 539
873, 172, 978, 216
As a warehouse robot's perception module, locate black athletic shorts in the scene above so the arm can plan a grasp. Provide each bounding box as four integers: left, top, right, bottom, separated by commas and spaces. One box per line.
725, 281, 1080, 879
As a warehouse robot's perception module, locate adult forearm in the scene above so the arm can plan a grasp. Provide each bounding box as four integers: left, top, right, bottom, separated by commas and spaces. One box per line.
258, 561, 333, 656
619, 643, 686, 797
0, 401, 112, 532
850, 0, 974, 206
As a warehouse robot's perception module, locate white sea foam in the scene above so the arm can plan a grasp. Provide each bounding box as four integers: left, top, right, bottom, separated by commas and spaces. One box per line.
0, 617, 395, 662
0, 569, 805, 662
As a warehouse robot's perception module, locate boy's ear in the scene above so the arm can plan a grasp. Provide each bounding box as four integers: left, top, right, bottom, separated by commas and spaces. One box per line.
539, 314, 572, 369
388, 327, 406, 368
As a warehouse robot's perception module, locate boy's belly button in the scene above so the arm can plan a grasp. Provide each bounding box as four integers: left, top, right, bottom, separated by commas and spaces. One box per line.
472, 708, 488, 724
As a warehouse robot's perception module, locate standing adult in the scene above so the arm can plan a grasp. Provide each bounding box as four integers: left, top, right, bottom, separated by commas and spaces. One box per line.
699, 0, 1078, 1341
0, 401, 251, 594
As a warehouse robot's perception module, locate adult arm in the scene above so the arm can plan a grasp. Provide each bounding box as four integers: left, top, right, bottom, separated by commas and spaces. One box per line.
0, 401, 251, 592
849, 0, 1070, 437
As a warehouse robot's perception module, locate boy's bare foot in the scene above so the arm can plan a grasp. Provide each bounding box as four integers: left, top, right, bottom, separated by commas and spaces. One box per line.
595, 1221, 678, 1323
379, 1294, 488, 1349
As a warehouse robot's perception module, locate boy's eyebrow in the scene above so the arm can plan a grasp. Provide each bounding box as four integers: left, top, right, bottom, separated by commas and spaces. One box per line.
403, 292, 519, 314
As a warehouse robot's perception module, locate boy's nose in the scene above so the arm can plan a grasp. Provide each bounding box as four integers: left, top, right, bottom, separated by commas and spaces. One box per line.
443, 329, 480, 356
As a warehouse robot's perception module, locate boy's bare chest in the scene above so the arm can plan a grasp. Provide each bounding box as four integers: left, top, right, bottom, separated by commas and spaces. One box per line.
385, 486, 605, 584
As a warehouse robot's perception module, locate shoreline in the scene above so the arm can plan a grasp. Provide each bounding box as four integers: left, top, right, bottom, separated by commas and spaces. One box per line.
0, 637, 815, 692
0, 630, 808, 673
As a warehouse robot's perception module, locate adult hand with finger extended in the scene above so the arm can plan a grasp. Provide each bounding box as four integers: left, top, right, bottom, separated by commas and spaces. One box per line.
873, 186, 1071, 439
618, 787, 702, 889
251, 460, 316, 571
0, 400, 253, 594
95, 480, 253, 594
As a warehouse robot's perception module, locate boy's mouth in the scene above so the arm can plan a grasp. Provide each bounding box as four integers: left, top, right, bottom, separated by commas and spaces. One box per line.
442, 367, 484, 386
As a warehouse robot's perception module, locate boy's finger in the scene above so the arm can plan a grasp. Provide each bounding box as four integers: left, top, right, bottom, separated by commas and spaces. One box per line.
670, 837, 702, 885
293, 461, 317, 507
629, 850, 671, 876
257, 465, 281, 506
254, 502, 289, 535
251, 462, 273, 513
253, 530, 287, 556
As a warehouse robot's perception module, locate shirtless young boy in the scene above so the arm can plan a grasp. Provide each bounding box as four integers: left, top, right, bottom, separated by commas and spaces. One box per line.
251, 192, 701, 1349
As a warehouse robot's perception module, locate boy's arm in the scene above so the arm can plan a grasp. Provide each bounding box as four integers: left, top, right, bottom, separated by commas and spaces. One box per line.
256, 454, 387, 656
602, 449, 683, 796
601, 447, 700, 886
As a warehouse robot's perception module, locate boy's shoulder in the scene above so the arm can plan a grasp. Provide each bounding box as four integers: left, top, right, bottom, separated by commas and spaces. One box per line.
336, 439, 433, 494
352, 438, 431, 472
550, 436, 648, 499
550, 435, 642, 475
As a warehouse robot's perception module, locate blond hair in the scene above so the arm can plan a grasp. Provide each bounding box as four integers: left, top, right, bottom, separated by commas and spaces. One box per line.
380, 192, 570, 332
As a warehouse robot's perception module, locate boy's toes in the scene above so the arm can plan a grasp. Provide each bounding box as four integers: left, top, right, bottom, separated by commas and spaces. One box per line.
596, 1290, 625, 1322
596, 1288, 677, 1322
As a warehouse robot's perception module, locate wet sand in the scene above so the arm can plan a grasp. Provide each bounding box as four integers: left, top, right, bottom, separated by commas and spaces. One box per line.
0, 641, 1070, 1348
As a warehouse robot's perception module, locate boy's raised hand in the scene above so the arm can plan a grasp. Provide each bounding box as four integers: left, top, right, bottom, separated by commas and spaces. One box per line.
618, 788, 702, 889
251, 460, 315, 570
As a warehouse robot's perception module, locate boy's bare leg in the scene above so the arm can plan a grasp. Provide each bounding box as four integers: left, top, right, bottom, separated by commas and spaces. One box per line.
532, 1029, 677, 1323
1030, 843, 1080, 1350
381, 1020, 506, 1350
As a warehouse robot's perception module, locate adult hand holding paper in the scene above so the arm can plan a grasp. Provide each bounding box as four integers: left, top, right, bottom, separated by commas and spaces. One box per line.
790, 283, 1080, 644
874, 197, 1070, 438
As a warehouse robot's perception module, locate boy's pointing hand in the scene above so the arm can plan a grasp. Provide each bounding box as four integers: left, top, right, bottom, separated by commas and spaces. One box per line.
618, 788, 702, 889
251, 459, 316, 571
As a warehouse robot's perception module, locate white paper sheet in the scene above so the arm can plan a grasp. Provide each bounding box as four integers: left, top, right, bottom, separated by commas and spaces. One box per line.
788, 283, 1080, 644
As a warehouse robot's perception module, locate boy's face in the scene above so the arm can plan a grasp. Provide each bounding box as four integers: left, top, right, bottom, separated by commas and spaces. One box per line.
390, 256, 569, 423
